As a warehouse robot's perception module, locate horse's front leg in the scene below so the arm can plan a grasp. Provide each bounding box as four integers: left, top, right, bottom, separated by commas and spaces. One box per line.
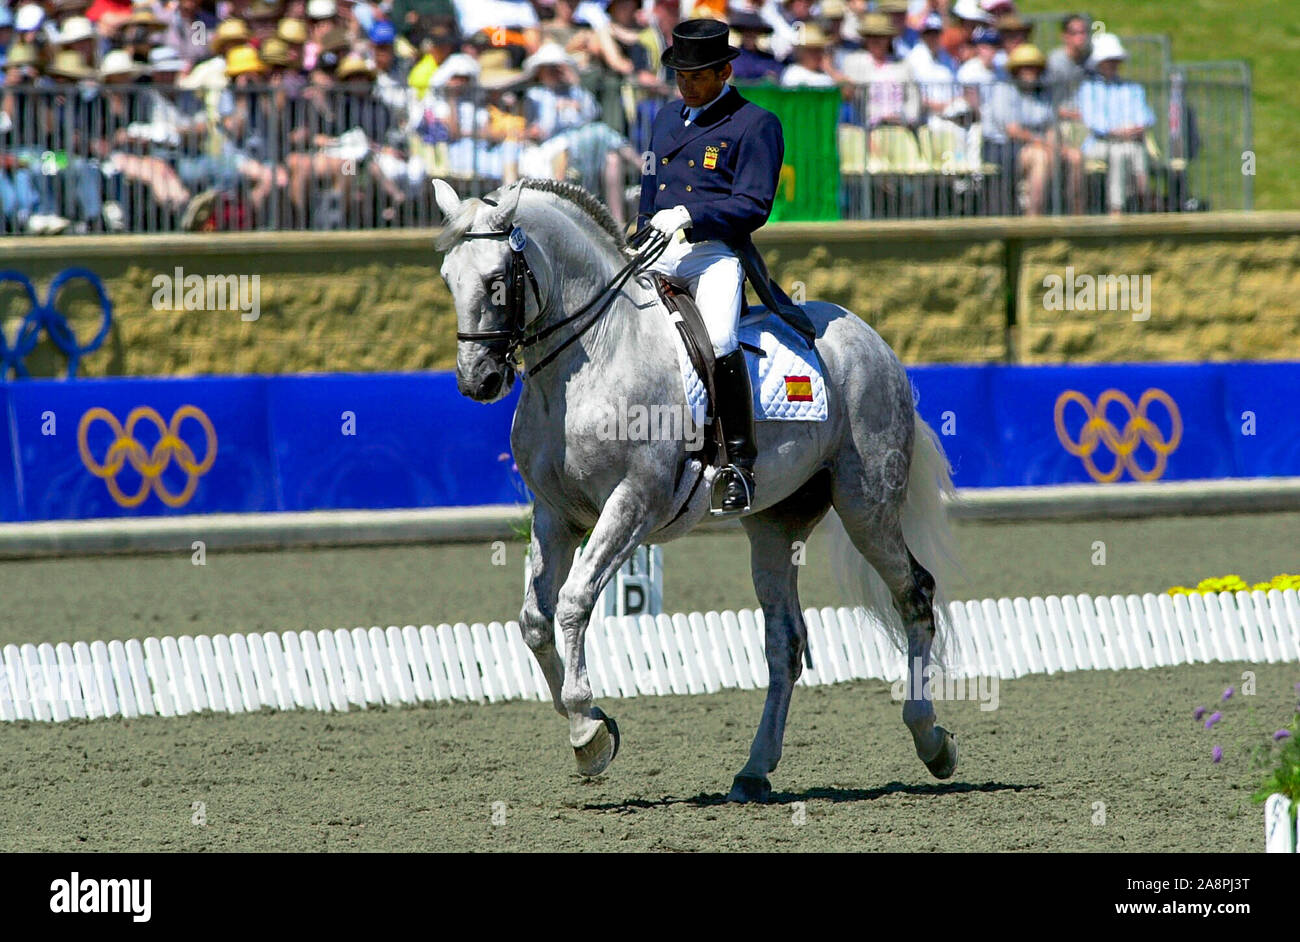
556, 485, 653, 776
519, 500, 582, 717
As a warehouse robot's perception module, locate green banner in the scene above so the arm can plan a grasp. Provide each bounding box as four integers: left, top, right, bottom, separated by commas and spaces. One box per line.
737, 84, 841, 222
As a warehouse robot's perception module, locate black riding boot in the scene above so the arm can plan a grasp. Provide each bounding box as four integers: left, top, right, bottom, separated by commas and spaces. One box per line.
711, 348, 757, 515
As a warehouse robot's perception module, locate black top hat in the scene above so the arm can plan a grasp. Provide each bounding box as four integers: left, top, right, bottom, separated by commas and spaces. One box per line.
661, 18, 740, 71
730, 11, 773, 34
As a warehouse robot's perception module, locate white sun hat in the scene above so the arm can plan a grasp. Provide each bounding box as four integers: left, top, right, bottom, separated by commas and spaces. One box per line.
1088, 32, 1128, 67
306, 0, 336, 19
951, 0, 993, 24
99, 48, 143, 79
14, 2, 45, 31
56, 15, 95, 44
522, 41, 577, 75
430, 52, 480, 87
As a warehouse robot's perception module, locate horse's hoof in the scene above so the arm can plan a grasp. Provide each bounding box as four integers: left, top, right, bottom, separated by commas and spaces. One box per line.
573, 707, 619, 777
923, 726, 958, 779
727, 773, 772, 804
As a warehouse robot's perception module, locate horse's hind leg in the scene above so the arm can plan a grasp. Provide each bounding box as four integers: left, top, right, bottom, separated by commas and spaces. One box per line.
729, 470, 833, 803
831, 475, 958, 779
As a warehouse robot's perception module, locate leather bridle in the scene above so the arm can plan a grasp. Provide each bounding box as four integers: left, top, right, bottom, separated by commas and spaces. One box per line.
454, 221, 670, 379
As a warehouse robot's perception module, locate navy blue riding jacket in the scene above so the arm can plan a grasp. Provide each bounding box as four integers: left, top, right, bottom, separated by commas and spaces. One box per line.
636, 85, 784, 254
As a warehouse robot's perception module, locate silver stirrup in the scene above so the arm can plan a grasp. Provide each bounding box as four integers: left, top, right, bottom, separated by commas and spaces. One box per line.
709, 464, 753, 517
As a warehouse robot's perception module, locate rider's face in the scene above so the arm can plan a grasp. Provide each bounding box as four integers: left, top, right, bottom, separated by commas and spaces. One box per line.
676, 64, 730, 108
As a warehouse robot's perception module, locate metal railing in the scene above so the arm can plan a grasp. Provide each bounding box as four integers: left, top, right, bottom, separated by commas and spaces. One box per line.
0, 72, 1252, 234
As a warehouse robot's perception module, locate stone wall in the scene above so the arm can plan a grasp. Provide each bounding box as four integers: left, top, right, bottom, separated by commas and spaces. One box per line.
4, 214, 1298, 377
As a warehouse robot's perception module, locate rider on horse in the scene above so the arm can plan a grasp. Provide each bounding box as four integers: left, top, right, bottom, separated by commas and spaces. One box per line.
636, 17, 787, 516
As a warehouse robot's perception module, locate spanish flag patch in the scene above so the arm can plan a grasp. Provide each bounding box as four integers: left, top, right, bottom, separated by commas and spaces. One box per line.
703, 145, 719, 170
784, 375, 813, 402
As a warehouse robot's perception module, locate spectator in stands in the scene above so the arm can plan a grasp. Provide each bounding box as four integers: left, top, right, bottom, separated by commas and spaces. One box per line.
1078, 33, 1153, 216
1044, 12, 1092, 119
0, 41, 49, 232
839, 13, 916, 128
39, 48, 110, 231
983, 43, 1082, 215
277, 16, 309, 69
876, 0, 912, 59
949, 0, 993, 41
519, 41, 637, 225
217, 44, 289, 210
993, 12, 1030, 74
162, 0, 218, 67
594, 0, 657, 88
906, 12, 958, 122
406, 16, 459, 95
817, 0, 856, 69
53, 15, 99, 68
729, 11, 781, 84
535, 0, 593, 72
769, 0, 815, 61
780, 24, 835, 88
639, 0, 680, 78
956, 24, 1001, 117
0, 7, 12, 68
389, 0, 455, 43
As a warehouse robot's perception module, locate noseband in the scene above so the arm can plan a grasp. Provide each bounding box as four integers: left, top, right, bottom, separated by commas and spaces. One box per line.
455, 220, 669, 379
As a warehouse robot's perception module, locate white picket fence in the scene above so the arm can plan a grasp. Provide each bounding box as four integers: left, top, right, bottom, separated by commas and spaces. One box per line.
2, 589, 1299, 723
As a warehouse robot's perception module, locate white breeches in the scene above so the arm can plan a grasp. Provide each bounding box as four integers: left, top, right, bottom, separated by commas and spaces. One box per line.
648, 234, 744, 357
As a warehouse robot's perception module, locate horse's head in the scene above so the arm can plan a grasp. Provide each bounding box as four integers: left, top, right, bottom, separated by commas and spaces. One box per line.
434, 179, 533, 403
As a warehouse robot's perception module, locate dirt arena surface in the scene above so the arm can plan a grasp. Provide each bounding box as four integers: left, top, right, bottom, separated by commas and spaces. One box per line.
1, 512, 1297, 851
0, 661, 1292, 852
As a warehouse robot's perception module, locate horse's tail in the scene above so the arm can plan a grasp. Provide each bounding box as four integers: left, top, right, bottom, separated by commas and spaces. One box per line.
827, 411, 961, 665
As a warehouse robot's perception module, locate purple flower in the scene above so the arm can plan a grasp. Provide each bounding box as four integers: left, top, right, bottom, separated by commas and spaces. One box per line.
1275, 730, 1293, 742
1212, 745, 1223, 763
1222, 687, 1234, 701
1205, 711, 1223, 729
1193, 706, 1206, 720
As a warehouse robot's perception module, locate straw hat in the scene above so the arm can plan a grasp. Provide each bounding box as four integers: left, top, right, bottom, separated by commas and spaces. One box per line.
3, 43, 40, 70
855, 13, 897, 38
995, 13, 1032, 35
335, 52, 375, 80
225, 43, 267, 76
276, 16, 308, 45
244, 0, 283, 22
793, 23, 828, 48
211, 18, 252, 54
99, 47, 144, 79
317, 25, 349, 53
1006, 43, 1046, 72
45, 48, 96, 79
125, 1, 167, 32
259, 36, 294, 67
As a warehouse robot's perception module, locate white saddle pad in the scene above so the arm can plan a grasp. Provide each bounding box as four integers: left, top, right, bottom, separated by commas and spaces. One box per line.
674, 307, 828, 424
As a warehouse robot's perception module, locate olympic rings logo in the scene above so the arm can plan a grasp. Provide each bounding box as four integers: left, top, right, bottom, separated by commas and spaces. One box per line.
0, 269, 112, 378
77, 406, 218, 508
1054, 388, 1183, 483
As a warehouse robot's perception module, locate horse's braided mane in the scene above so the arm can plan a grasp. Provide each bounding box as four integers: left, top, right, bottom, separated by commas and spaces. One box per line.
517, 177, 627, 249
435, 178, 627, 252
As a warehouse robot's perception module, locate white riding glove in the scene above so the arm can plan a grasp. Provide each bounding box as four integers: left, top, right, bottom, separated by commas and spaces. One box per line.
650, 205, 692, 237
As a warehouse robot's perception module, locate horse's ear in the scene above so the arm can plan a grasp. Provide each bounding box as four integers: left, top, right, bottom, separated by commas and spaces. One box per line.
488, 183, 523, 229
432, 179, 461, 221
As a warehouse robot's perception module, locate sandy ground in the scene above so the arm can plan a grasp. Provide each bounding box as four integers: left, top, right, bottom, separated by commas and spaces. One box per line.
0, 661, 1292, 852
0, 513, 1296, 851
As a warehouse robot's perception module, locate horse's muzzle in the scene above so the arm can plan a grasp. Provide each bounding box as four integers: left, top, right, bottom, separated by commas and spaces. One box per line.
457, 356, 515, 403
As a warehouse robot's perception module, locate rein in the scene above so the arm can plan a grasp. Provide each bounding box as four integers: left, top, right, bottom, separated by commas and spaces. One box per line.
455, 222, 670, 378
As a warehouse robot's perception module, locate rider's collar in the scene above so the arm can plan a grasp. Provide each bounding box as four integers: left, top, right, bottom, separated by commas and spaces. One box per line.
682, 83, 732, 124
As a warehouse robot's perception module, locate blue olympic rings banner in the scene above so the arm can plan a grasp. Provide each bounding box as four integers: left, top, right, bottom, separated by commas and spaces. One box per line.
0, 362, 1297, 522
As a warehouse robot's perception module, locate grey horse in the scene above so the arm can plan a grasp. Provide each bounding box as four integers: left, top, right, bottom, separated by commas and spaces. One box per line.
434, 177, 959, 802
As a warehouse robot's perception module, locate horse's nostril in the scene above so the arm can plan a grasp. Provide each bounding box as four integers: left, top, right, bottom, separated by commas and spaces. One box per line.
479, 371, 503, 399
